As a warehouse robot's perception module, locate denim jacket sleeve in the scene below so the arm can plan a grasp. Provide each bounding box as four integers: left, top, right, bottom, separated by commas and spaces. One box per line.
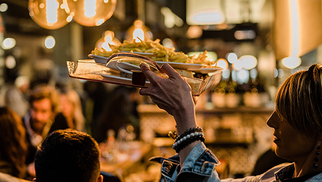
150, 142, 222, 182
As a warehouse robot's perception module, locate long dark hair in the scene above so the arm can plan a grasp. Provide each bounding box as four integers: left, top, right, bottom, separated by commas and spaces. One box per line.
0, 107, 28, 178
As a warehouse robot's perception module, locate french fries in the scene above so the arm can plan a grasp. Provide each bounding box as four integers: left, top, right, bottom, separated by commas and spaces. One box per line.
91, 38, 212, 65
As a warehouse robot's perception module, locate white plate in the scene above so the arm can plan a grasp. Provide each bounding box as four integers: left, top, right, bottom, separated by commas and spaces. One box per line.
156, 61, 204, 70
106, 60, 118, 70
189, 67, 223, 74
88, 54, 109, 64
117, 62, 141, 74
99, 73, 150, 84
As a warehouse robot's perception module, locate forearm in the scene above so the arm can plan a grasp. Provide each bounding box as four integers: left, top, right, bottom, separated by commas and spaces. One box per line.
172, 104, 202, 165
173, 103, 197, 135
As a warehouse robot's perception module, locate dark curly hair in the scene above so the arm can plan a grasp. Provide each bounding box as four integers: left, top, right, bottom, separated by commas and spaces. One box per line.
29, 85, 60, 113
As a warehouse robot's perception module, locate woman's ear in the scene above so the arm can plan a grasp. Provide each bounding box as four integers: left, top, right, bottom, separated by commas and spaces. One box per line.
97, 175, 103, 182
32, 178, 36, 182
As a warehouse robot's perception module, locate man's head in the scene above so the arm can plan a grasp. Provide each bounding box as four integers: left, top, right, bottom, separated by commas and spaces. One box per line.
34, 129, 102, 182
29, 85, 60, 133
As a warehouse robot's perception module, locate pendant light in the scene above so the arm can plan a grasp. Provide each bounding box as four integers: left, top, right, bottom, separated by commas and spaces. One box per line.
28, 0, 73, 29
67, 0, 117, 27
95, 30, 120, 51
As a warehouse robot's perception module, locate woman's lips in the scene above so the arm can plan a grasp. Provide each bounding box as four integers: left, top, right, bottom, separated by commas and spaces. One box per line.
273, 135, 281, 144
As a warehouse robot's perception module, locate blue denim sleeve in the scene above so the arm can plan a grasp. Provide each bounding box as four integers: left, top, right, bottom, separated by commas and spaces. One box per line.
176, 142, 222, 182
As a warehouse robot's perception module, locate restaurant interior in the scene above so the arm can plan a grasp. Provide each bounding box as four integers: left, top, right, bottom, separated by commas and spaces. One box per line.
1, 0, 322, 181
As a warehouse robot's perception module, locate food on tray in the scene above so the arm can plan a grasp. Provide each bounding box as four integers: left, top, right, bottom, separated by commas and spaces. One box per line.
186, 77, 202, 94
85, 39, 223, 95
91, 38, 213, 66
174, 68, 193, 78
108, 53, 205, 92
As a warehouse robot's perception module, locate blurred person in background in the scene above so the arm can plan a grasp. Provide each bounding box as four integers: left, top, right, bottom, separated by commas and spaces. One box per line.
96, 86, 140, 143
23, 85, 69, 177
0, 107, 29, 182
83, 81, 110, 138
4, 76, 30, 118
59, 88, 85, 132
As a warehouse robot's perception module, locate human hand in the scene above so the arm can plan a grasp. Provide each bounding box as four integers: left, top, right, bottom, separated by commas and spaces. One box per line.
139, 63, 197, 134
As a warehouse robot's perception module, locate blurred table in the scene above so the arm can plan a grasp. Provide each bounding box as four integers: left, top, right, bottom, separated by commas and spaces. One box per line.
100, 141, 153, 177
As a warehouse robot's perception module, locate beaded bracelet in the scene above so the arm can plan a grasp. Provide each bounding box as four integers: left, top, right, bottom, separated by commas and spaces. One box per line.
174, 127, 203, 142
172, 131, 205, 153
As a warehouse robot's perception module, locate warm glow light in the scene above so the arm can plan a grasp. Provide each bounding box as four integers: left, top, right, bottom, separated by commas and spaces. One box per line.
161, 7, 183, 28
2, 38, 16, 50
66, 15, 73, 22
133, 28, 144, 42
187, 0, 225, 25
95, 30, 120, 51
84, 0, 96, 17
237, 69, 249, 83
234, 30, 256, 40
67, 0, 117, 27
188, 51, 217, 62
47, 0, 59, 24
280, 0, 301, 68
216, 58, 228, 70
240, 55, 257, 70
186, 25, 202, 39
281, 56, 301, 69
222, 69, 230, 79
289, 0, 300, 58
5, 55, 16, 69
232, 59, 243, 70
192, 10, 224, 24
0, 3, 8, 12
227, 53, 238, 63
250, 69, 257, 79
126, 20, 153, 42
162, 38, 175, 48
29, 0, 71, 29
44, 36, 56, 49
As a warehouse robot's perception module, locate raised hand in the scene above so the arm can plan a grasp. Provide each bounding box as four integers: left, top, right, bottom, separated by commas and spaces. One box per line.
139, 63, 197, 135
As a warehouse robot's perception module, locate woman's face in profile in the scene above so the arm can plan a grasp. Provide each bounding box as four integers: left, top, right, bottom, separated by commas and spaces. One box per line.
267, 111, 317, 161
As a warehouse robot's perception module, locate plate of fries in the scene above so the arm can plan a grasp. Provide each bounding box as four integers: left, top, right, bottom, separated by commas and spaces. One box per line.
91, 38, 213, 65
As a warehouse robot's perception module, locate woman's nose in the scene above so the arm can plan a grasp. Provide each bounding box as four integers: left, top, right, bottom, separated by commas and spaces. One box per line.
267, 111, 280, 129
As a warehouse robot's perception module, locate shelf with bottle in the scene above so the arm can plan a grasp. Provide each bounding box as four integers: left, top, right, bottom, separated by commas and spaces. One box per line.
210, 71, 270, 108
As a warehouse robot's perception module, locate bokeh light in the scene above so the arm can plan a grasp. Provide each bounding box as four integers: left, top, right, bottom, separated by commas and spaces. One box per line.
44, 36, 55, 49
281, 56, 301, 69
216, 58, 228, 70
5, 55, 16, 69
29, 0, 72, 29
0, 3, 8, 12
240, 55, 257, 70
95, 30, 120, 51
2, 38, 16, 50
227, 52, 238, 64
67, 0, 117, 26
